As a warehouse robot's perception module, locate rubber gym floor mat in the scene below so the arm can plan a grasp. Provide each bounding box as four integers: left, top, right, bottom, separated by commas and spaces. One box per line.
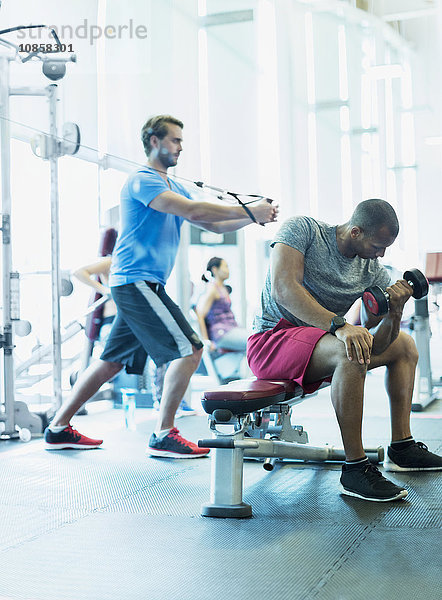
311, 527, 441, 600
0, 447, 199, 515
101, 454, 280, 516
102, 460, 212, 516
0, 406, 439, 600
1, 430, 438, 527
0, 435, 206, 555
244, 441, 441, 522
0, 512, 368, 600
379, 472, 442, 528
0, 503, 83, 552
242, 463, 412, 525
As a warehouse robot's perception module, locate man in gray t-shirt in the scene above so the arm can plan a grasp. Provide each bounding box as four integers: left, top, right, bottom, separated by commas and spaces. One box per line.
254, 215, 390, 332
247, 199, 442, 503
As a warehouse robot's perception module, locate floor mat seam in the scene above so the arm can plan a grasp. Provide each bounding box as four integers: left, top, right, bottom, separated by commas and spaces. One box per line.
303, 513, 387, 599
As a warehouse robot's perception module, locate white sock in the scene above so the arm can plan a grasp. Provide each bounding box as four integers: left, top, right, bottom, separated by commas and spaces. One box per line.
49, 424, 68, 433
345, 456, 368, 465
155, 428, 172, 439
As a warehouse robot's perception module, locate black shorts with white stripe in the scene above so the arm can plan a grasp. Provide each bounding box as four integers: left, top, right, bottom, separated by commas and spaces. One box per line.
100, 281, 203, 374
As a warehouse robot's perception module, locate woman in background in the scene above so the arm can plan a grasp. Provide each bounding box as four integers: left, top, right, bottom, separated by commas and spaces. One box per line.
196, 257, 248, 353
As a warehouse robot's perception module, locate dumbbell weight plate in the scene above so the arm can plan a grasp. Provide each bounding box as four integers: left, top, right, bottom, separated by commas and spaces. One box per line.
403, 269, 429, 300
362, 286, 389, 317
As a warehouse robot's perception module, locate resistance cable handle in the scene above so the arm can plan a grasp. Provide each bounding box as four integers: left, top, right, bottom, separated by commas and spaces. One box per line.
227, 191, 260, 225
194, 181, 273, 226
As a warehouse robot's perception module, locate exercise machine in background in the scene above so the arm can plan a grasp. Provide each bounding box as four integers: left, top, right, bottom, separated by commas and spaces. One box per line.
410, 253, 442, 411
0, 28, 78, 439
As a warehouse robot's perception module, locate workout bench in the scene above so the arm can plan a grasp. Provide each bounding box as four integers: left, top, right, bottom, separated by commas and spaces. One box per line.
198, 378, 384, 518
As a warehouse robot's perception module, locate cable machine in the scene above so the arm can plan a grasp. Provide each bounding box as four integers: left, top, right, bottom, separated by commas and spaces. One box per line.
0, 28, 79, 439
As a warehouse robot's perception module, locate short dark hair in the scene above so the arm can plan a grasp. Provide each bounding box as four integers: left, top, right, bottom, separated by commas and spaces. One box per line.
350, 199, 399, 238
141, 115, 183, 157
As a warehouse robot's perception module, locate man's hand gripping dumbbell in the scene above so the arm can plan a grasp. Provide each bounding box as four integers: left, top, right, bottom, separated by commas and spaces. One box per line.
362, 269, 429, 317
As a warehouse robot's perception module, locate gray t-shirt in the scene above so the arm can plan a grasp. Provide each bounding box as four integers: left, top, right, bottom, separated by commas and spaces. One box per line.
253, 216, 391, 333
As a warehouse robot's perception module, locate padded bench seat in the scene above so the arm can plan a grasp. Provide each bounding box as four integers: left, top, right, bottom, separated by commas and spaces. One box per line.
201, 378, 303, 415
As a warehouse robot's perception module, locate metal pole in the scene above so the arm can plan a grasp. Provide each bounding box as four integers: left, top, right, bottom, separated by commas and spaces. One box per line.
0, 56, 16, 434
47, 84, 63, 410
237, 229, 247, 327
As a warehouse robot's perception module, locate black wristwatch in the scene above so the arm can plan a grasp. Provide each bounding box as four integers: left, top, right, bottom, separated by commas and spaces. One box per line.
329, 315, 346, 335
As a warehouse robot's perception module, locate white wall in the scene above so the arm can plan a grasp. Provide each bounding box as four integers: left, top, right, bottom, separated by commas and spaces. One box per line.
401, 12, 442, 255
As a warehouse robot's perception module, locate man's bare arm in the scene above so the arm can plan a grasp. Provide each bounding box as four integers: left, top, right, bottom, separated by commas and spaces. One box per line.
271, 243, 373, 363
195, 216, 253, 233
149, 191, 278, 224
271, 243, 336, 330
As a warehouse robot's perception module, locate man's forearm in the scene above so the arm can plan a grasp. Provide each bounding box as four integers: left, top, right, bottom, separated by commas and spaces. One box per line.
198, 216, 252, 233
189, 202, 251, 223
273, 282, 336, 331
370, 312, 402, 355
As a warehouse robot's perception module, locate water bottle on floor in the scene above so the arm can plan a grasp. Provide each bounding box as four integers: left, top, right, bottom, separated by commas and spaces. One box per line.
121, 388, 137, 431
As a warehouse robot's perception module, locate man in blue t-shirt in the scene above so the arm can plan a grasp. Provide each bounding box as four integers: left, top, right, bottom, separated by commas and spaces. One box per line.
45, 114, 278, 457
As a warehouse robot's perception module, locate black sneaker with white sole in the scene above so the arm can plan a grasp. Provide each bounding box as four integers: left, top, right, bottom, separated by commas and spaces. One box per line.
340, 462, 408, 502
385, 441, 442, 472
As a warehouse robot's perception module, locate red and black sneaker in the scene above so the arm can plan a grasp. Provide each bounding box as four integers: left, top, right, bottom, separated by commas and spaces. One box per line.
44, 425, 103, 450
147, 427, 209, 459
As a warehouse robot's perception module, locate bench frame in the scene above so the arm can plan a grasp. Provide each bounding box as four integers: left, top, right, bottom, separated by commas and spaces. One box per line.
198, 379, 384, 518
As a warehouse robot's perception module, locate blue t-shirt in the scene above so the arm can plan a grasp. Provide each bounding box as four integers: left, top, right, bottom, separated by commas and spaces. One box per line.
109, 167, 192, 287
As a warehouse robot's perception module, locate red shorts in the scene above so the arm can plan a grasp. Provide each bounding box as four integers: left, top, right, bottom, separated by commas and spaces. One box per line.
247, 319, 331, 394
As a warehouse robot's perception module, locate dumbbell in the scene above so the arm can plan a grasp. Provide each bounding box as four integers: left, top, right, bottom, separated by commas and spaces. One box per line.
362, 268, 429, 317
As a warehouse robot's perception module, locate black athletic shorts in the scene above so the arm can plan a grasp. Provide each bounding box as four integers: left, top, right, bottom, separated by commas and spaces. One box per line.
100, 281, 203, 374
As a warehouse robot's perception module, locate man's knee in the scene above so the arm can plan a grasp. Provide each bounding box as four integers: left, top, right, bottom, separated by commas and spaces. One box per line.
103, 360, 124, 377
306, 335, 367, 382
334, 345, 368, 376
190, 346, 203, 370
393, 331, 419, 364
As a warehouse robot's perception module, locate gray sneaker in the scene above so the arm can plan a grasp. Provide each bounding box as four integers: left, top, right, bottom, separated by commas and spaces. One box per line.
340, 462, 407, 502
385, 441, 442, 472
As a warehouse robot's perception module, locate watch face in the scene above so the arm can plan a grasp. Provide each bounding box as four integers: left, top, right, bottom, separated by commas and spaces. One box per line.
331, 316, 346, 333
